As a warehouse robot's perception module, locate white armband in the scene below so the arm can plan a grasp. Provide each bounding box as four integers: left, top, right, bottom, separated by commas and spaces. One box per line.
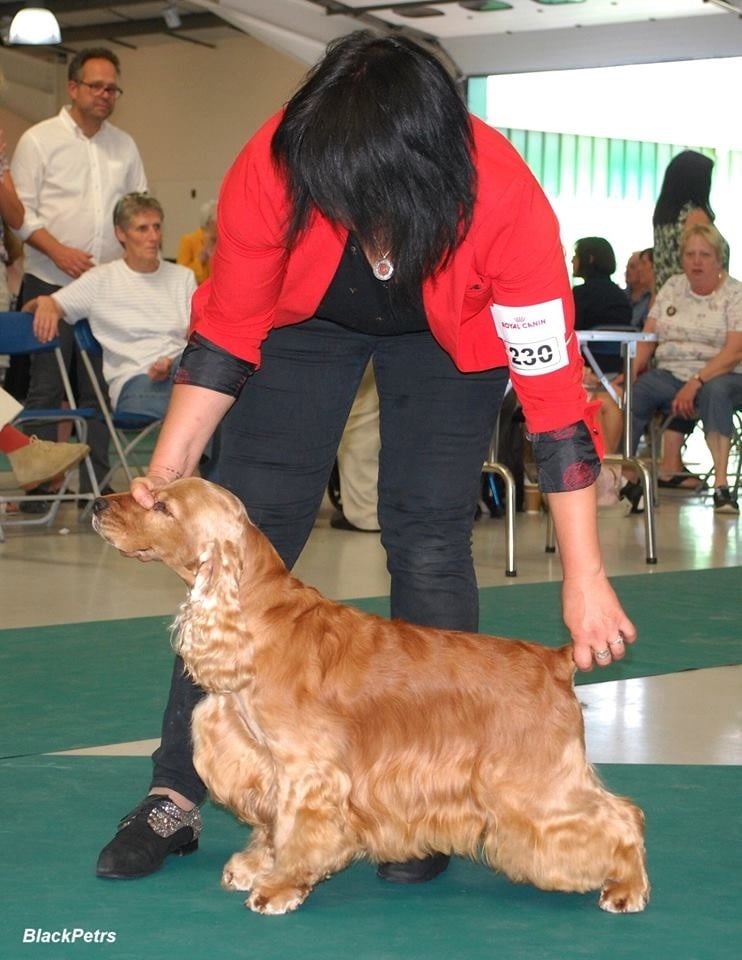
491, 298, 569, 377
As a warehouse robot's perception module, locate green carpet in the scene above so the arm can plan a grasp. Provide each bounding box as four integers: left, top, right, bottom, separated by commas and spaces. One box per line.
0, 756, 738, 960
1, 568, 739, 758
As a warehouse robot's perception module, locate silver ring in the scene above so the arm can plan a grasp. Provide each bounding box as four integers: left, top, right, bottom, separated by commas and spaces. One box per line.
608, 635, 625, 647
594, 649, 611, 661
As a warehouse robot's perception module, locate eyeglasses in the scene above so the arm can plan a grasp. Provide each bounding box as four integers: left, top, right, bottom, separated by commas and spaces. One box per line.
76, 80, 124, 99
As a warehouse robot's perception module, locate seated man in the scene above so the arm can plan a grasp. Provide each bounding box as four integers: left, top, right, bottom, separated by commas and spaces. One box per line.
623, 248, 654, 330
28, 193, 196, 420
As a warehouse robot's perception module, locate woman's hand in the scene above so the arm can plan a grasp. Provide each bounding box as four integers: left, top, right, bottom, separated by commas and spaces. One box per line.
563, 571, 637, 670
148, 356, 173, 382
29, 295, 63, 343
672, 379, 701, 419
547, 484, 636, 670
130, 473, 171, 509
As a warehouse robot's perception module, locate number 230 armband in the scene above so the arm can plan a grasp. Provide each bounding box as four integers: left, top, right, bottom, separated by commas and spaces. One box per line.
490, 299, 569, 377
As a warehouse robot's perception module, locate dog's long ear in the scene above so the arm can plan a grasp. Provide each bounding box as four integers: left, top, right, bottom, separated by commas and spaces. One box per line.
192, 538, 243, 601
173, 539, 253, 692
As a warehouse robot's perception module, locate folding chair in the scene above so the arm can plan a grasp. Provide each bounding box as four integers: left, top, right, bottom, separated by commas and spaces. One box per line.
0, 311, 100, 540
648, 414, 706, 500
73, 319, 163, 491
731, 408, 742, 496
650, 405, 742, 499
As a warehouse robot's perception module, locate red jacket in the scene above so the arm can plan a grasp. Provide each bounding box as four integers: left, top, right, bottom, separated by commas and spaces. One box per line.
192, 112, 598, 444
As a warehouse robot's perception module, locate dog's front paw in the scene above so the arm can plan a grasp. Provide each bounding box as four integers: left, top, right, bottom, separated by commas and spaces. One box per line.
222, 850, 269, 892
599, 881, 650, 913
246, 882, 310, 915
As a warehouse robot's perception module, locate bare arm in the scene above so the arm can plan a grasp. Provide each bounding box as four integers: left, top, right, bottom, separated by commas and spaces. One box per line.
633, 315, 658, 377
683, 207, 711, 230
28, 294, 64, 342
24, 227, 94, 280
0, 132, 24, 229
672, 330, 742, 418
0, 170, 24, 230
547, 485, 637, 670
131, 383, 234, 506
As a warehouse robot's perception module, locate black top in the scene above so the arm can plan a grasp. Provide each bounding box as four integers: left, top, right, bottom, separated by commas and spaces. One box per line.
572, 277, 632, 331
315, 235, 428, 335
573, 276, 633, 375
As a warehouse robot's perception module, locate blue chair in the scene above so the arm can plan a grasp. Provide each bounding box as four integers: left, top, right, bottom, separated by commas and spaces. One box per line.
0, 311, 100, 539
72, 319, 163, 491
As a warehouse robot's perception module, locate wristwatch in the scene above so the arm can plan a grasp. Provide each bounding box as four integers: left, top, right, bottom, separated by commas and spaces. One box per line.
692, 374, 705, 385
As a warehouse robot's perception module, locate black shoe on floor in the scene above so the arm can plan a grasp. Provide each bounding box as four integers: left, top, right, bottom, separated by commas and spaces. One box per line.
19, 484, 52, 514
96, 795, 202, 879
376, 853, 450, 884
713, 486, 739, 515
329, 510, 380, 533
619, 480, 645, 514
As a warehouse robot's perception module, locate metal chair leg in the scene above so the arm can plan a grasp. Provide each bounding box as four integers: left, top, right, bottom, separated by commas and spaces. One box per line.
482, 460, 517, 577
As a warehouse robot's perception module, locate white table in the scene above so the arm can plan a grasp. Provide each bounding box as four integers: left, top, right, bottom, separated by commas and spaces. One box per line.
578, 329, 657, 459
577, 329, 658, 564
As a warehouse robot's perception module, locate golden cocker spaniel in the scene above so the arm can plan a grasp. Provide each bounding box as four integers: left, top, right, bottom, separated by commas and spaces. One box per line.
93, 478, 649, 916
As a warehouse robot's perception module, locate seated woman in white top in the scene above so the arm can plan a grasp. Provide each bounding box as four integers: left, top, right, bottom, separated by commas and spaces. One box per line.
28, 193, 196, 420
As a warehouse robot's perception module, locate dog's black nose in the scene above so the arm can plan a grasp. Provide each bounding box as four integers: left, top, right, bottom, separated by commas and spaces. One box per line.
92, 498, 110, 515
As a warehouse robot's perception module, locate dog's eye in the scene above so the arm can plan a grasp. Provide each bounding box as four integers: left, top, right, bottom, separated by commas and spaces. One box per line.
152, 500, 169, 514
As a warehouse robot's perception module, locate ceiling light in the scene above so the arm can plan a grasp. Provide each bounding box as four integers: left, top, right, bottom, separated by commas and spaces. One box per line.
8, 7, 61, 45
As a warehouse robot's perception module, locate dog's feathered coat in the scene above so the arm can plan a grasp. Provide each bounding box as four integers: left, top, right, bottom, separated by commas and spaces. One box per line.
93, 478, 649, 915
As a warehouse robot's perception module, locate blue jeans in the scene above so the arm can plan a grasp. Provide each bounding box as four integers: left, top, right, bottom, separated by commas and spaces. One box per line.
116, 372, 174, 420
150, 320, 509, 801
631, 367, 742, 454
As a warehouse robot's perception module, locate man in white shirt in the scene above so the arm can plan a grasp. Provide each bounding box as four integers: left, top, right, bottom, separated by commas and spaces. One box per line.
30, 194, 195, 422
11, 47, 148, 494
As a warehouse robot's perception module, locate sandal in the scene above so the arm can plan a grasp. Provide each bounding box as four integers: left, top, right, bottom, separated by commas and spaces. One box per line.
657, 472, 707, 491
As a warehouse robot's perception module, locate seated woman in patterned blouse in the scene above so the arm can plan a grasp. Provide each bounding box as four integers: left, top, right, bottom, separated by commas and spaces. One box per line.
625, 223, 742, 516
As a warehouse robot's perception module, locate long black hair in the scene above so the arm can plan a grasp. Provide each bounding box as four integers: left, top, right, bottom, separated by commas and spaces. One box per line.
653, 150, 714, 227
271, 31, 476, 293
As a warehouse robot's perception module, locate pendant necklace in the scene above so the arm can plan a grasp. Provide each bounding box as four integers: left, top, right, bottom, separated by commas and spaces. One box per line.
371, 247, 394, 282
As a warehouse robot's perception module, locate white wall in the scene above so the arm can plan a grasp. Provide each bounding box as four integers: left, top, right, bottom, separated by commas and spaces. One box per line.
0, 34, 307, 258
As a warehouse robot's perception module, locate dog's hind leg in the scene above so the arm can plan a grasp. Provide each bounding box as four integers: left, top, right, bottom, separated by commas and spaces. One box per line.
482, 784, 649, 913
595, 795, 650, 914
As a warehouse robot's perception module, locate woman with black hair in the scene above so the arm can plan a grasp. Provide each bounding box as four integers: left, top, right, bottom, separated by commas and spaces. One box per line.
96, 31, 636, 886
653, 150, 729, 290
572, 236, 632, 338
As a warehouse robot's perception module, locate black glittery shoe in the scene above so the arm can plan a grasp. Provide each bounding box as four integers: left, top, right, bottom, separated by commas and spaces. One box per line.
376, 853, 450, 884
96, 795, 201, 879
